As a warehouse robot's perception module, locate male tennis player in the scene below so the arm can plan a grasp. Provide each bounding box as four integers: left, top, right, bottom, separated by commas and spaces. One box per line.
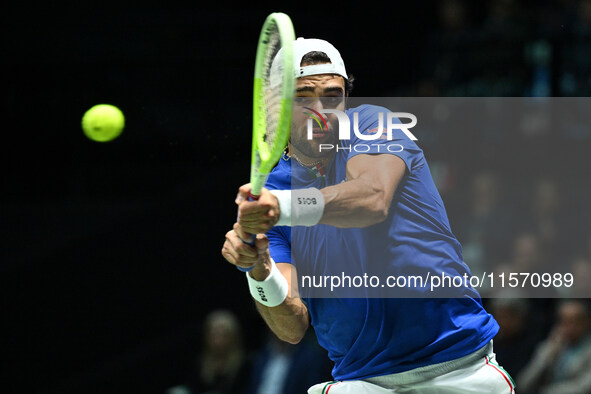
222, 38, 515, 393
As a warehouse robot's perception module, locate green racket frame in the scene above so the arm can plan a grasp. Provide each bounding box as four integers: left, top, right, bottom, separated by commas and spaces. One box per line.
250, 12, 295, 198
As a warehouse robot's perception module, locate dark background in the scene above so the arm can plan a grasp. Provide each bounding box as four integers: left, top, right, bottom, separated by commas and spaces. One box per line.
3, 1, 591, 393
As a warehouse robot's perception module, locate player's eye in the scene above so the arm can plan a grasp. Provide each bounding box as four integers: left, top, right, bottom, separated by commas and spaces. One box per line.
294, 96, 315, 106
321, 96, 344, 109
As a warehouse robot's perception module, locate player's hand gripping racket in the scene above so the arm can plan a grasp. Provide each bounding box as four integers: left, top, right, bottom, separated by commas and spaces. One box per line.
237, 12, 295, 272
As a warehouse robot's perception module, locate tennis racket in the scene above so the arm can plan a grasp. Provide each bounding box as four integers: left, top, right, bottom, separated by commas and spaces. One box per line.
238, 12, 295, 271
249, 12, 295, 198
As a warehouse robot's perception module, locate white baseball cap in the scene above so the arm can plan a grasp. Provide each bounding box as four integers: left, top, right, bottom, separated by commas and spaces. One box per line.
292, 37, 348, 80
270, 37, 348, 87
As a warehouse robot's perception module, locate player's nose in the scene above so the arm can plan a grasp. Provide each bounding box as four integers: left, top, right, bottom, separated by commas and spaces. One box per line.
309, 97, 324, 112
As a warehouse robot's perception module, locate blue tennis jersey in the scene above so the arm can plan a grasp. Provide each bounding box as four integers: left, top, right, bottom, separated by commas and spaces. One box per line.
265, 104, 498, 380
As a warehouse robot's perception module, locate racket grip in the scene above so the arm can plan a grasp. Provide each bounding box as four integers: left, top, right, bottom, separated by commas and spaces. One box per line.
236, 234, 256, 272
248, 192, 260, 201
236, 193, 260, 272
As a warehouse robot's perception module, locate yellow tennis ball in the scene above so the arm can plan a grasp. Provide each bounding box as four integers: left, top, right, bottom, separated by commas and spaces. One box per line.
82, 104, 125, 142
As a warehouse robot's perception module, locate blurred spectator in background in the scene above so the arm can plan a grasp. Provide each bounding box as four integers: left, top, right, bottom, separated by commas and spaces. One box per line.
525, 178, 568, 259
567, 256, 591, 298
509, 232, 547, 275
490, 232, 556, 334
489, 295, 540, 378
458, 170, 515, 274
246, 331, 332, 394
504, 232, 562, 304
517, 299, 591, 394
167, 309, 251, 394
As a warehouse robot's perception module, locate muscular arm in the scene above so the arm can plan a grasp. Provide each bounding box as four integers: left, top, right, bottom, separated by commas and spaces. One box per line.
227, 153, 405, 342
237, 153, 407, 232
319, 153, 406, 228
252, 262, 309, 344
221, 226, 309, 344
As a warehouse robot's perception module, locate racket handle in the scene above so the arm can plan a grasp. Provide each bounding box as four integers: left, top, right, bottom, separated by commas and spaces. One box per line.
236, 192, 260, 272
248, 191, 260, 201
236, 233, 257, 272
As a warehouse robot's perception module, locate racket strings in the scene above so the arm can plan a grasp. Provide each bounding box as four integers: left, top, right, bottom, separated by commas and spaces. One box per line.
261, 26, 283, 151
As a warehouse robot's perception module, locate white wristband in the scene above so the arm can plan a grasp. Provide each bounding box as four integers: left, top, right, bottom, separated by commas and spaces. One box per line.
270, 188, 325, 226
246, 258, 288, 307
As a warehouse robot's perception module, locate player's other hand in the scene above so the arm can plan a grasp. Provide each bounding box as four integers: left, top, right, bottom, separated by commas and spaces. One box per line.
221, 223, 273, 279
235, 183, 280, 234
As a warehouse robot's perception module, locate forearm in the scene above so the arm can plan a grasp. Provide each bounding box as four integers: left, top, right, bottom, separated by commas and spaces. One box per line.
248, 262, 309, 344
319, 177, 390, 228
223, 225, 310, 343
254, 296, 309, 344
269, 154, 404, 229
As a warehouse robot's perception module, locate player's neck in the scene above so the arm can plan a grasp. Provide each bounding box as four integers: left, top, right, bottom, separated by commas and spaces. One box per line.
286, 144, 332, 170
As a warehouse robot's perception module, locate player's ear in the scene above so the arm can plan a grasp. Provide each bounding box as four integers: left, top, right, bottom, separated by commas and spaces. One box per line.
343, 75, 353, 109
344, 74, 354, 98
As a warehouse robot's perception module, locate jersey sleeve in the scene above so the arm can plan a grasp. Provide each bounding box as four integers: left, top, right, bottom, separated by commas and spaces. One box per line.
267, 226, 292, 264
346, 105, 425, 174
264, 163, 293, 265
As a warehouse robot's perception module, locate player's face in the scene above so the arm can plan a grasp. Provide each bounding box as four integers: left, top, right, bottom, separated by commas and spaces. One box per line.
290, 73, 346, 158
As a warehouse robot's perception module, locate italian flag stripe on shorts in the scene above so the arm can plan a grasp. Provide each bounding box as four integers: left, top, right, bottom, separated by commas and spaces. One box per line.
485, 355, 516, 391
321, 381, 340, 394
